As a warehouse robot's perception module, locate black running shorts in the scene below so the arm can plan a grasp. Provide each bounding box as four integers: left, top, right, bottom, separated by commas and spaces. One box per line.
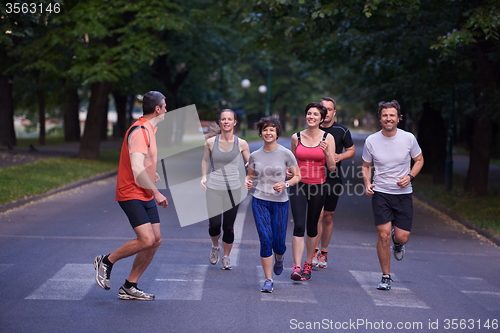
323, 178, 343, 212
118, 198, 160, 228
372, 191, 413, 232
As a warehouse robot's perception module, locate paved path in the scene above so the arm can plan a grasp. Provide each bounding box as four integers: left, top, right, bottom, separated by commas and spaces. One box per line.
0, 136, 498, 333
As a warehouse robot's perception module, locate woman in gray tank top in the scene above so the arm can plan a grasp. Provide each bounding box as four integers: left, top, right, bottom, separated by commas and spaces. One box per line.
201, 109, 250, 270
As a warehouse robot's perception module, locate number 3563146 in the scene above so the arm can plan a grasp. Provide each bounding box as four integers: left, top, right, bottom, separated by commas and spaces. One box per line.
5, 3, 61, 14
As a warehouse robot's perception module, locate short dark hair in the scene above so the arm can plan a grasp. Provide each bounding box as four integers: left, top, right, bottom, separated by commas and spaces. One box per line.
304, 102, 327, 123
142, 91, 166, 115
255, 116, 283, 138
377, 100, 402, 119
320, 97, 336, 109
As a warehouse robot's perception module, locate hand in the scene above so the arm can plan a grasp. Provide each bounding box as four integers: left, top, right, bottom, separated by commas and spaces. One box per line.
319, 140, 329, 155
154, 173, 161, 183
396, 175, 412, 188
365, 184, 375, 196
272, 182, 287, 193
334, 153, 341, 163
154, 192, 168, 208
245, 177, 253, 190
286, 169, 293, 180
200, 177, 207, 190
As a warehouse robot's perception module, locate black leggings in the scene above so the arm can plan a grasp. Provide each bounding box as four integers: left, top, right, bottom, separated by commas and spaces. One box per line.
206, 188, 241, 244
289, 182, 326, 238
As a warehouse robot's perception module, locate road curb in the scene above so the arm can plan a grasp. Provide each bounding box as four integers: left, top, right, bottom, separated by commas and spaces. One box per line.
414, 191, 500, 248
0, 170, 117, 214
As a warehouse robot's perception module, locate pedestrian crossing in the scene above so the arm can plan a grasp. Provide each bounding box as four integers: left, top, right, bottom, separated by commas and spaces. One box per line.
14, 263, 500, 310
350, 270, 430, 309
439, 275, 500, 311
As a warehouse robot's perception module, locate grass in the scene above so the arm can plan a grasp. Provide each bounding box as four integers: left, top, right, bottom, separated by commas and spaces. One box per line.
413, 173, 500, 238
0, 150, 119, 206
16, 136, 68, 148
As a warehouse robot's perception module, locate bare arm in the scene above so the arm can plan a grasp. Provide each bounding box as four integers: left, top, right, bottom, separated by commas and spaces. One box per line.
320, 134, 337, 172
273, 165, 301, 192
245, 168, 256, 190
362, 160, 375, 196
397, 152, 424, 188
335, 145, 356, 163
200, 139, 213, 190
239, 139, 251, 167
131, 152, 168, 207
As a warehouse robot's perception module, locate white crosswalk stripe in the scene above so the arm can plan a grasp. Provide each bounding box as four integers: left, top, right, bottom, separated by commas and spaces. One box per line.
257, 266, 318, 303
19, 262, 499, 309
25, 264, 95, 301
439, 275, 500, 311
154, 264, 208, 300
350, 270, 430, 309
0, 264, 13, 273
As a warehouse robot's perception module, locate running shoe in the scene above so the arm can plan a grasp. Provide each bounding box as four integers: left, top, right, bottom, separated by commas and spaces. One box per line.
93, 255, 111, 290
118, 285, 155, 300
392, 229, 405, 261
261, 279, 274, 293
290, 263, 302, 281
312, 249, 319, 267
209, 246, 220, 265
301, 262, 312, 281
318, 251, 328, 268
377, 274, 393, 290
273, 255, 284, 275
221, 256, 232, 270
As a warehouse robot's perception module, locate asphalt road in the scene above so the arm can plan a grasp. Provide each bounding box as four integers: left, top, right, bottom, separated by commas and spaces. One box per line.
0, 135, 499, 333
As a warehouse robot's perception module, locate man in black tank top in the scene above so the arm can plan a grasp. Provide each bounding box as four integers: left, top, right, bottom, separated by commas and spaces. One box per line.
313, 97, 356, 269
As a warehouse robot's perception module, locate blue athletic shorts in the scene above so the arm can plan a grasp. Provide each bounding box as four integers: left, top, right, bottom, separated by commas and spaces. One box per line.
118, 198, 160, 229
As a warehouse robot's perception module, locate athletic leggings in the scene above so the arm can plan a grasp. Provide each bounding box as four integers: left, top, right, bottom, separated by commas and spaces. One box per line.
289, 182, 326, 238
252, 197, 289, 258
206, 187, 241, 244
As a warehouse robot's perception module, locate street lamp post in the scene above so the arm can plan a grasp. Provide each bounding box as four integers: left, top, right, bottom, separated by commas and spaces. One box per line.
258, 85, 268, 116
240, 79, 250, 137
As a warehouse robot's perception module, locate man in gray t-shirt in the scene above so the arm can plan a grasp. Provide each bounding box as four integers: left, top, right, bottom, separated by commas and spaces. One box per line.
362, 100, 424, 291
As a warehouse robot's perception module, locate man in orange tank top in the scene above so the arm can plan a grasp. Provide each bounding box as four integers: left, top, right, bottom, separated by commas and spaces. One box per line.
94, 91, 169, 300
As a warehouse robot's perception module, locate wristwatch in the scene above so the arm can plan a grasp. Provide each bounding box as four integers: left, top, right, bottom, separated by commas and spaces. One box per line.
285, 181, 290, 188
407, 174, 414, 182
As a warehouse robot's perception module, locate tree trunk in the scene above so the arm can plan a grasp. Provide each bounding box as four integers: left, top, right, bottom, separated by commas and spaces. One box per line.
279, 105, 287, 132
113, 91, 127, 138
63, 86, 81, 142
417, 102, 446, 184
78, 81, 113, 160
155, 54, 190, 147
100, 94, 109, 141
464, 46, 495, 196
37, 89, 46, 146
0, 74, 16, 147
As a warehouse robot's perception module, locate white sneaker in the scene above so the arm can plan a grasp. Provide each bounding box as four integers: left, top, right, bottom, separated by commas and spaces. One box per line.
209, 246, 220, 265
221, 256, 232, 270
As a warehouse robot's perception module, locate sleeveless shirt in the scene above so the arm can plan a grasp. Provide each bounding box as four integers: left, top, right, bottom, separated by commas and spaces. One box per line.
206, 135, 242, 190
295, 132, 327, 184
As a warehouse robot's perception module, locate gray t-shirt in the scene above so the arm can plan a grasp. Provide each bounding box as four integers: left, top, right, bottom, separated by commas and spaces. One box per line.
248, 144, 297, 202
362, 129, 422, 195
